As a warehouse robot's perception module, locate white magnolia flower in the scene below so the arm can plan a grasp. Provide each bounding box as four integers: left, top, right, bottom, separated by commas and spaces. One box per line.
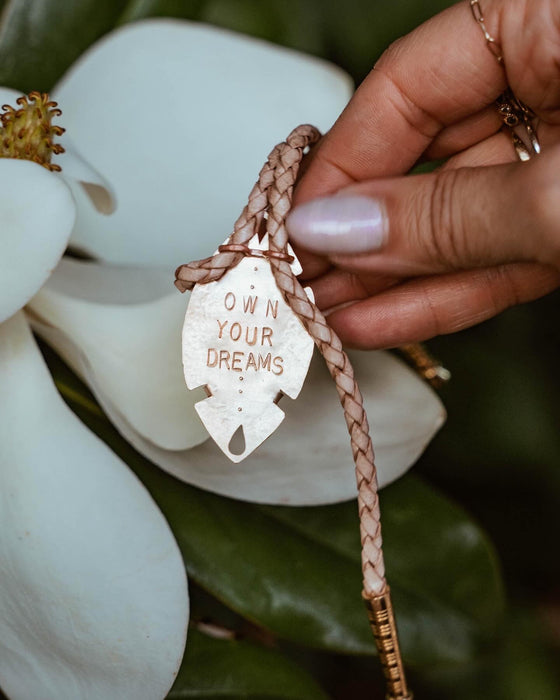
0, 18, 446, 700
29, 19, 446, 505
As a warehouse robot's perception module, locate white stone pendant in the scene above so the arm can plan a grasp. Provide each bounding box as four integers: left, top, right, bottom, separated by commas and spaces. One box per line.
182, 235, 315, 462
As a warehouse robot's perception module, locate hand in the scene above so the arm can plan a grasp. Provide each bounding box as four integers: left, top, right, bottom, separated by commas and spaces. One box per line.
287, 0, 560, 349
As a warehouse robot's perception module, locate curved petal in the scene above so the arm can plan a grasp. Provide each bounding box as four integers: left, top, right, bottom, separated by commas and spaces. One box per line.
53, 136, 117, 215
28, 258, 208, 451
0, 313, 189, 700
0, 86, 114, 215
30, 261, 445, 504
0, 159, 75, 324
52, 19, 353, 267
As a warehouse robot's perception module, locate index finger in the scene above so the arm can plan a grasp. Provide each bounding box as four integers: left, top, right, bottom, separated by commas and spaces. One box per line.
296, 0, 508, 202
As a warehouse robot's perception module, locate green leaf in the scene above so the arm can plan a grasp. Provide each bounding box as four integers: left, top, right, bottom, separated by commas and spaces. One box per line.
420, 294, 560, 590
117, 0, 204, 25
418, 611, 560, 700
169, 628, 328, 699
0, 0, 130, 92
43, 344, 504, 666
199, 0, 326, 57
260, 476, 504, 665
322, 0, 456, 80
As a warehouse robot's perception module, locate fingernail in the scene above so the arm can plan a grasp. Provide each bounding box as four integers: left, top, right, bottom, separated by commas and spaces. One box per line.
287, 195, 387, 254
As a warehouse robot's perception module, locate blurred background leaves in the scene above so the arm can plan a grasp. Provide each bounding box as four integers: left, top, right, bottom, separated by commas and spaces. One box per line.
0, 0, 467, 92
1, 0, 558, 697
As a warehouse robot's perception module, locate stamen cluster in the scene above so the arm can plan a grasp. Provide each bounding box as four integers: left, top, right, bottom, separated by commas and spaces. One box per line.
0, 91, 65, 171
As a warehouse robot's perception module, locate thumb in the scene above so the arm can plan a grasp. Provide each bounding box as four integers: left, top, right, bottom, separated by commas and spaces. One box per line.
287, 146, 560, 275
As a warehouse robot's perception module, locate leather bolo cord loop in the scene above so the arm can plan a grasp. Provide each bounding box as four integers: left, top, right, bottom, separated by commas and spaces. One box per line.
218, 243, 294, 263
175, 124, 412, 700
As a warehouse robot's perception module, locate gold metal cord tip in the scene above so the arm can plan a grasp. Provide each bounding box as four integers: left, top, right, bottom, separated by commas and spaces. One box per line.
397, 343, 450, 388
363, 587, 413, 700
0, 91, 65, 171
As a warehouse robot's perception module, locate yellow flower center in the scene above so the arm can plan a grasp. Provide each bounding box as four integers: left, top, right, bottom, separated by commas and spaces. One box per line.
0, 91, 65, 171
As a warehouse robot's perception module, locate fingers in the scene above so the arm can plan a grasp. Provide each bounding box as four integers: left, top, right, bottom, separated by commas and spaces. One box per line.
309, 268, 400, 309
295, 0, 508, 202
295, 104, 529, 283
291, 243, 331, 282
287, 0, 560, 349
440, 121, 560, 169
439, 129, 518, 169
422, 106, 503, 161
500, 0, 560, 121
296, 0, 560, 204
324, 263, 560, 349
288, 144, 560, 276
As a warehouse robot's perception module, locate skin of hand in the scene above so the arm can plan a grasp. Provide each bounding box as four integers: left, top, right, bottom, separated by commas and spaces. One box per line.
287, 0, 560, 350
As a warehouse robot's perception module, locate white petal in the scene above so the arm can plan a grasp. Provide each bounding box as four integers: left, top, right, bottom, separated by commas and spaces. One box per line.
0, 159, 75, 323
116, 350, 445, 505
0, 313, 188, 700
0, 86, 23, 104
52, 19, 353, 267
30, 260, 445, 504
28, 258, 208, 451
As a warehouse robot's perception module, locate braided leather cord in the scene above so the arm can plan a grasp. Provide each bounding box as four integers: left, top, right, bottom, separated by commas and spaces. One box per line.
175, 125, 411, 698
175, 125, 385, 594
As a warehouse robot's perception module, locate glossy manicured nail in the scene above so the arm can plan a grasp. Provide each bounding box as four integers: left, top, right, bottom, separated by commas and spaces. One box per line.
287, 195, 387, 254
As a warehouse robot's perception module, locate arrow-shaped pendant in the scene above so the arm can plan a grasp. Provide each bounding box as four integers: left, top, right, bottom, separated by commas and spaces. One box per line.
181, 234, 314, 462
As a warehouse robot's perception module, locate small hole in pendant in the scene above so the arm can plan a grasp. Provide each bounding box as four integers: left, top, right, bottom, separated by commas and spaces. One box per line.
228, 425, 246, 455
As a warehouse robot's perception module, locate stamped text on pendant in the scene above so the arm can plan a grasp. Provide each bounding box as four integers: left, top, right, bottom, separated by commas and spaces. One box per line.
182, 235, 314, 462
